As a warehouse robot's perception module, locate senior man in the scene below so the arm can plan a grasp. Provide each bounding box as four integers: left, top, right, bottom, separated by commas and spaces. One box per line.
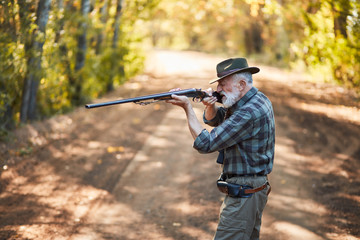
166, 58, 275, 240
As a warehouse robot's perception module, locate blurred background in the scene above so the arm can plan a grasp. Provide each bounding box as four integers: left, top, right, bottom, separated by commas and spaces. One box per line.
1, 0, 359, 136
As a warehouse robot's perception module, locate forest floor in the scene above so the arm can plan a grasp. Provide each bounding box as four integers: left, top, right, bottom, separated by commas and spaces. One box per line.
1, 50, 360, 240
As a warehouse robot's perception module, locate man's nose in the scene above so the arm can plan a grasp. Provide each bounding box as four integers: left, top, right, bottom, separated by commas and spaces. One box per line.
217, 85, 222, 92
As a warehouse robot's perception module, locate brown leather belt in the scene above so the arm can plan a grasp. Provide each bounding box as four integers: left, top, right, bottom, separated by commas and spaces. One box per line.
243, 182, 271, 195
244, 182, 268, 194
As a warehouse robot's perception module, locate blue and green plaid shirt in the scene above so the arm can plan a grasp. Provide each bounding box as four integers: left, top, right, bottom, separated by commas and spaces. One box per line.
193, 87, 275, 175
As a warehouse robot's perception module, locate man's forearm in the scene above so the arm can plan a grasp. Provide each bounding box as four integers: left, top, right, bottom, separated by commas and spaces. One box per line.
166, 94, 205, 140
204, 104, 218, 121
184, 104, 204, 140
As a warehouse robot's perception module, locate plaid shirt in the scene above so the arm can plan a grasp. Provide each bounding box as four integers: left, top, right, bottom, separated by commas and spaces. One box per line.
193, 87, 275, 175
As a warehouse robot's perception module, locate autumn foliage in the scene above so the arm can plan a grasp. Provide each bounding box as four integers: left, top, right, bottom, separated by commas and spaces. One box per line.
0, 0, 359, 136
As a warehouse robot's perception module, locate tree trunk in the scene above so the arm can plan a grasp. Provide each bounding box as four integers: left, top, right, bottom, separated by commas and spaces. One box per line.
20, 0, 51, 122
331, 0, 350, 38
0, 0, 18, 130
95, 0, 109, 55
107, 0, 124, 92
54, 0, 77, 103
71, 0, 91, 106
0, 84, 15, 130
244, 25, 263, 55
243, 2, 264, 55
112, 0, 123, 49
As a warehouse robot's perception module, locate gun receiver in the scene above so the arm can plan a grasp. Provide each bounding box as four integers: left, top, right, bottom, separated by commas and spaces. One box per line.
85, 88, 222, 109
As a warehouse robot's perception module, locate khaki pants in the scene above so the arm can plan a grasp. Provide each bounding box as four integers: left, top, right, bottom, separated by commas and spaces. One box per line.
213, 176, 270, 240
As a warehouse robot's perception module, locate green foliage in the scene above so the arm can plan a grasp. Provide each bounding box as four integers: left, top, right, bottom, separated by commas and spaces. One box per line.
144, 0, 359, 90
0, 0, 157, 134
0, 0, 359, 136
0, 0, 27, 134
288, 0, 360, 88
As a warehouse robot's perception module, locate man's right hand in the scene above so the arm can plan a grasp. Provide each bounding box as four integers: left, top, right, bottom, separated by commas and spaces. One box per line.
203, 88, 219, 121
202, 88, 218, 107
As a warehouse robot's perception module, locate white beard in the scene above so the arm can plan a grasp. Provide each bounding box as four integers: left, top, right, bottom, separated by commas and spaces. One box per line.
222, 90, 239, 108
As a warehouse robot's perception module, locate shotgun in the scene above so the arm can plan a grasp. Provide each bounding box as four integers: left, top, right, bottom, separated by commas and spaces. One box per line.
85, 88, 222, 109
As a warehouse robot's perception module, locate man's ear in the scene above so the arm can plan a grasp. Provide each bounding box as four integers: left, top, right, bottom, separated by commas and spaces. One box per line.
238, 79, 246, 91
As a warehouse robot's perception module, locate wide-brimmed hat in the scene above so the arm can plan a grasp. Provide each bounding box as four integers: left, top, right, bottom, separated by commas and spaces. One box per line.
209, 58, 260, 84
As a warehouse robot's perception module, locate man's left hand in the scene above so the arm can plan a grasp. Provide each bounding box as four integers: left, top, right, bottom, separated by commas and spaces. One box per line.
166, 94, 191, 109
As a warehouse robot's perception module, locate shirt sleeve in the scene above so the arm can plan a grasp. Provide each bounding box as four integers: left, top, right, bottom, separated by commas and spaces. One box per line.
203, 107, 226, 127
194, 109, 254, 154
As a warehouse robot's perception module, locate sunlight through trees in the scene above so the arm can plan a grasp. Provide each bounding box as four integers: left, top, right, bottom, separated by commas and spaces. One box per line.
0, 0, 359, 136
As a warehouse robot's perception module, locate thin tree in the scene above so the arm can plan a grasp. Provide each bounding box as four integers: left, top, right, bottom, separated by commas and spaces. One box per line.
20, 0, 52, 122
107, 0, 124, 92
95, 0, 109, 55
71, 0, 91, 105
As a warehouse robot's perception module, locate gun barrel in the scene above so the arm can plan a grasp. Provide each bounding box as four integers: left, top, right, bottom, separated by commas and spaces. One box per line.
85, 88, 204, 109
85, 98, 135, 108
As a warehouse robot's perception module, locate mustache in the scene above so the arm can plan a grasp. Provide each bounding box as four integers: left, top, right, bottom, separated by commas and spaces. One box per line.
220, 91, 226, 97
221, 90, 238, 108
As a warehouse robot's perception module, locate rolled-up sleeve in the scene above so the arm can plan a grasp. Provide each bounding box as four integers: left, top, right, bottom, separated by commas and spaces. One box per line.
193, 129, 211, 153
194, 110, 253, 154
203, 107, 226, 127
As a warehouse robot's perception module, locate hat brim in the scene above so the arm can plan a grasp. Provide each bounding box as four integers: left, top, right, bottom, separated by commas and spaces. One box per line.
209, 67, 260, 84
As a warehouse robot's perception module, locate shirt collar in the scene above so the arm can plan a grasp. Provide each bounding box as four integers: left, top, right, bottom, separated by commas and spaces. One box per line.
229, 87, 258, 111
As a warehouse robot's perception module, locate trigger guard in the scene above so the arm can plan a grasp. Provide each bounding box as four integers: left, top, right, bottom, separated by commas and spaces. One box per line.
193, 97, 201, 103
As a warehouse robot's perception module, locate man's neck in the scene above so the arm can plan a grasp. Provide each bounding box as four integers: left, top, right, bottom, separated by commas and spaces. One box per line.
238, 85, 252, 101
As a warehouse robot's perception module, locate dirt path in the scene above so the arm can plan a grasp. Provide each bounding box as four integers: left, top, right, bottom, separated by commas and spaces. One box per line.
1, 50, 360, 240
